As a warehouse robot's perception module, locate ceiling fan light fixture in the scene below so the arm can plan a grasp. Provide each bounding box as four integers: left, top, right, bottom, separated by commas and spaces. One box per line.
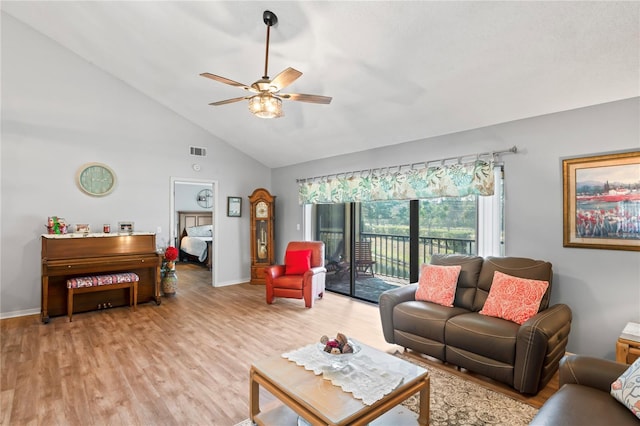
249, 93, 283, 119
201, 10, 331, 116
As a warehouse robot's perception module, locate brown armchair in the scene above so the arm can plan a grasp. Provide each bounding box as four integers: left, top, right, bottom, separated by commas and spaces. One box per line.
265, 241, 326, 308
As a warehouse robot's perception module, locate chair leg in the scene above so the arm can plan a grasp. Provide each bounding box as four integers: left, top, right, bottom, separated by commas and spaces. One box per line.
266, 285, 274, 304
68, 289, 74, 322
132, 281, 138, 311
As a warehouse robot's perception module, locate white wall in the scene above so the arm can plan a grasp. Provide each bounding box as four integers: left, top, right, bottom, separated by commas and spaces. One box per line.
0, 14, 268, 317
272, 98, 640, 360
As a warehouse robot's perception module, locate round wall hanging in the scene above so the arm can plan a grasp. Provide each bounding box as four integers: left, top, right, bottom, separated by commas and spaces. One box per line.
76, 162, 117, 196
197, 189, 213, 208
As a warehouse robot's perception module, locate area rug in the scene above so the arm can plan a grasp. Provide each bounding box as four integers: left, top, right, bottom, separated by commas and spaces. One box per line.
396, 352, 538, 425
234, 352, 538, 426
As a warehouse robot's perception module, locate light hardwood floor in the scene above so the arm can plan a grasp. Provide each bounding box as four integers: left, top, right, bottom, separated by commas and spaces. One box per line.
1, 264, 557, 425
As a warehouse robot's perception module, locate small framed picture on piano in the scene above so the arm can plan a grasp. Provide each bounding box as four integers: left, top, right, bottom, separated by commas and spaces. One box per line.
75, 224, 90, 234
118, 221, 134, 234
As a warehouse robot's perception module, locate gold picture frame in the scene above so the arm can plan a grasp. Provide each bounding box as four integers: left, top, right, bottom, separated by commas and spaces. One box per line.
563, 150, 640, 251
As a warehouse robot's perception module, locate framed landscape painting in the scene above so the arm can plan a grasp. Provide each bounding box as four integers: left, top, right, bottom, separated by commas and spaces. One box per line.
563, 150, 640, 251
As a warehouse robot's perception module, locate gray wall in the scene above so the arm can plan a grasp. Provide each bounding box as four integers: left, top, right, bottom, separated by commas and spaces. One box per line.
272, 98, 640, 360
0, 14, 268, 316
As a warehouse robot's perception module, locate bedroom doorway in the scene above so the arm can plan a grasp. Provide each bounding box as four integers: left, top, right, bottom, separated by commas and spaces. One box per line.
170, 177, 218, 287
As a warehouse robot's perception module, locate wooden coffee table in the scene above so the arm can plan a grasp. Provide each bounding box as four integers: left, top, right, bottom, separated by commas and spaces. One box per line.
250, 343, 429, 425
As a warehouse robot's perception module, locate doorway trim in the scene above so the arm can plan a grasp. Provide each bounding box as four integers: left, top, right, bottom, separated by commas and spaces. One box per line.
170, 177, 218, 287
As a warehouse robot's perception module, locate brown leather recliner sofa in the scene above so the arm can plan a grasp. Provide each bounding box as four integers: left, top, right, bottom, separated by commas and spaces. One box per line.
379, 254, 572, 394
531, 355, 638, 425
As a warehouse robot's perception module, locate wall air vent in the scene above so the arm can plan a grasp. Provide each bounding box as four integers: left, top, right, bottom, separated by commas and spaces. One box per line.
190, 146, 207, 157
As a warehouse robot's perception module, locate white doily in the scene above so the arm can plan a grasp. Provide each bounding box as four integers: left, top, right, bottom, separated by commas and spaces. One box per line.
282, 343, 404, 405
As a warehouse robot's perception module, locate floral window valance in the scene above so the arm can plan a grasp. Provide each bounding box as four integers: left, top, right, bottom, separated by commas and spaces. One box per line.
298, 160, 495, 205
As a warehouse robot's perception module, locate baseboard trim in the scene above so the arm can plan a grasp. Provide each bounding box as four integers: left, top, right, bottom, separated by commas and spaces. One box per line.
215, 279, 250, 287
0, 308, 40, 320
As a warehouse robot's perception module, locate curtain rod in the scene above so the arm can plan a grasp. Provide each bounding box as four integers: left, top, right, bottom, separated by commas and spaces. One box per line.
296, 146, 518, 184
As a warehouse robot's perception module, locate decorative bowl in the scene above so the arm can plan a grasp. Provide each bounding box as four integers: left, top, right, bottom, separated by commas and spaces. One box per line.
316, 340, 361, 369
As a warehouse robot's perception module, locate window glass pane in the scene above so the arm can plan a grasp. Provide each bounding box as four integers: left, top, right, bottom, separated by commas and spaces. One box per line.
418, 196, 478, 264
361, 200, 411, 284
316, 203, 345, 265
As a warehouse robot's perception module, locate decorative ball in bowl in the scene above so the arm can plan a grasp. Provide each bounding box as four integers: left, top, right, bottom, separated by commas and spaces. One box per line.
317, 333, 362, 369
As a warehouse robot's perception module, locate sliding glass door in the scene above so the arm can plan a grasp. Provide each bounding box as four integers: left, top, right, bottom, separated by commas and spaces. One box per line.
317, 201, 411, 303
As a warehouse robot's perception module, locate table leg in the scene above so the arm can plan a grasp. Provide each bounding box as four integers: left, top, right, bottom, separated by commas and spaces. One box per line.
249, 367, 260, 422
417, 376, 430, 426
616, 339, 630, 364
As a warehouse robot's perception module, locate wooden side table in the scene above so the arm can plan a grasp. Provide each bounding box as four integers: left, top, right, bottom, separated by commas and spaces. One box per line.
616, 322, 640, 364
616, 337, 640, 364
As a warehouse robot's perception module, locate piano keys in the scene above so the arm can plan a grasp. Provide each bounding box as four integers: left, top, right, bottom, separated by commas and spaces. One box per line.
41, 233, 162, 323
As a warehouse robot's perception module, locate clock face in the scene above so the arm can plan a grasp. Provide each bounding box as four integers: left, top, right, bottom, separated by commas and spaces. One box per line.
256, 201, 269, 218
77, 163, 116, 196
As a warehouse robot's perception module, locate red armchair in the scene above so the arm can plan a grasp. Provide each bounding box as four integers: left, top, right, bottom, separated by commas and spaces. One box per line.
265, 241, 326, 308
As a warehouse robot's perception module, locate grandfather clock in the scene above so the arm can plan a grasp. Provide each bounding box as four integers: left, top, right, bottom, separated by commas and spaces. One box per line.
249, 188, 275, 284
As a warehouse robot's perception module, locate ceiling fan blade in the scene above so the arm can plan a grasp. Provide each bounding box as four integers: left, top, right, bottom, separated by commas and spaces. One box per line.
200, 73, 251, 90
208, 97, 247, 106
279, 93, 332, 104
271, 67, 303, 91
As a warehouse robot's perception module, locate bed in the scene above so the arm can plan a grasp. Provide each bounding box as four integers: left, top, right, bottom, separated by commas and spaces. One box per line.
178, 211, 213, 270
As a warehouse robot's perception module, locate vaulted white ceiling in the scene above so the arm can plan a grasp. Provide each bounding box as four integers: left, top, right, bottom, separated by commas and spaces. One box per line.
3, 1, 638, 168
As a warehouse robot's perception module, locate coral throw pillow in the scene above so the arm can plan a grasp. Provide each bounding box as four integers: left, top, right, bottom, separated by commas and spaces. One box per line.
415, 264, 462, 307
611, 357, 640, 419
285, 249, 312, 275
479, 271, 549, 324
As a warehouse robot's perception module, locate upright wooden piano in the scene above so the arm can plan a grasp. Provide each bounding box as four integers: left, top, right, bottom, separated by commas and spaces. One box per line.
41, 233, 162, 323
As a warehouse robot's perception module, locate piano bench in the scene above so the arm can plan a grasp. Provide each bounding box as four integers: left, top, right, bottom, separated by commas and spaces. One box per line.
66, 273, 139, 322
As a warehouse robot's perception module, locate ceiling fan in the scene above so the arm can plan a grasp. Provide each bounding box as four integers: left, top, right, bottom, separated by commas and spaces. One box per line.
200, 10, 332, 119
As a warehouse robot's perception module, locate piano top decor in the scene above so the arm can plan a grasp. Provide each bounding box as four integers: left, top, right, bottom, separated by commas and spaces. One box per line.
42, 232, 155, 239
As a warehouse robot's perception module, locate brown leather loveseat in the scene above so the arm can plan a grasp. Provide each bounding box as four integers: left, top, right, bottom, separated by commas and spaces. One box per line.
379, 255, 572, 394
531, 355, 639, 425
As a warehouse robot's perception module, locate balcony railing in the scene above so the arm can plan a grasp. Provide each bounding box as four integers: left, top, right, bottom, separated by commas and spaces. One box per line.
319, 231, 475, 281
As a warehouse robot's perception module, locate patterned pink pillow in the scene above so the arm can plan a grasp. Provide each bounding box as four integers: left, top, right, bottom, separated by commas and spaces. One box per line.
611, 358, 640, 419
415, 264, 462, 307
479, 271, 549, 324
